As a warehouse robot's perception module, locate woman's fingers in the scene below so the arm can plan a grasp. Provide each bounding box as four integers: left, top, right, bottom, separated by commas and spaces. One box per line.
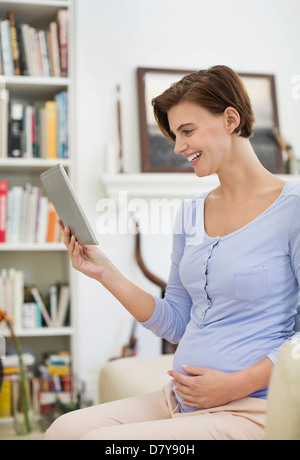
63, 226, 76, 259
62, 226, 71, 246
69, 235, 76, 256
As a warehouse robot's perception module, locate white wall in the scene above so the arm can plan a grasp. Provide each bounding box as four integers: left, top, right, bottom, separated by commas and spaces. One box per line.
73, 0, 300, 401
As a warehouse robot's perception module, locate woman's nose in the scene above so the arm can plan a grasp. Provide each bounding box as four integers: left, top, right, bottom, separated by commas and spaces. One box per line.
174, 138, 188, 155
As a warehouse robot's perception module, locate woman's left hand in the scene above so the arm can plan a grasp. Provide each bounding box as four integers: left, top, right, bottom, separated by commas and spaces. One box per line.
168, 365, 233, 410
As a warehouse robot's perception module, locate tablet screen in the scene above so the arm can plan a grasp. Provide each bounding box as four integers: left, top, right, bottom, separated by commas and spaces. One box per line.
40, 164, 99, 245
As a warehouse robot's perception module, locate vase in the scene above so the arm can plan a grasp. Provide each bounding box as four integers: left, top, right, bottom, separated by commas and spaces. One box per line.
13, 409, 36, 435
11, 373, 35, 435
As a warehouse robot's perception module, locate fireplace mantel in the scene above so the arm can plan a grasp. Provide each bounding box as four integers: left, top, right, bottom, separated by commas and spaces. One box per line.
102, 173, 219, 201
102, 173, 299, 201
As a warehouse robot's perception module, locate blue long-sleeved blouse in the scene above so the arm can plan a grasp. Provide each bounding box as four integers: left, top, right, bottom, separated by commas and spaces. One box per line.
141, 181, 300, 412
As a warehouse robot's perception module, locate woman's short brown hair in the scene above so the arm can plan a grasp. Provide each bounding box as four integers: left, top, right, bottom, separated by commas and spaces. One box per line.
152, 65, 255, 141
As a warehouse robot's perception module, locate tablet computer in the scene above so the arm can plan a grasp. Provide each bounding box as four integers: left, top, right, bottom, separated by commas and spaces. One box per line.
40, 164, 99, 245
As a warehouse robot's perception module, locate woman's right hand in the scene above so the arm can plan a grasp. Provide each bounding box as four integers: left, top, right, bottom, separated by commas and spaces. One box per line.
61, 224, 109, 281
60, 223, 156, 322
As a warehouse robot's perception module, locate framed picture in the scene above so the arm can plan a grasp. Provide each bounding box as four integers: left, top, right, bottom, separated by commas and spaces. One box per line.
137, 67, 285, 173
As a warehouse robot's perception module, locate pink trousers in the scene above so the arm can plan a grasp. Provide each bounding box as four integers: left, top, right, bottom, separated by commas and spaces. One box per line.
45, 382, 267, 440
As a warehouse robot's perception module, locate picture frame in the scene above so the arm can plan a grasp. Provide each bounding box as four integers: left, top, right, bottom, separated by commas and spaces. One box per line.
137, 67, 285, 173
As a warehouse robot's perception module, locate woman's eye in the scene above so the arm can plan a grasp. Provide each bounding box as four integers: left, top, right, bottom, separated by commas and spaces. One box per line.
183, 129, 193, 136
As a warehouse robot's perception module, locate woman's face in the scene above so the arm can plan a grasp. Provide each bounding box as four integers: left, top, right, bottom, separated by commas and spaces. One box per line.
167, 101, 233, 177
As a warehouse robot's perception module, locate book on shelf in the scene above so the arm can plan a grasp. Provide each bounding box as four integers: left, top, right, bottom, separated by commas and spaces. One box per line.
56, 284, 70, 327
0, 19, 14, 76
45, 100, 57, 158
0, 179, 8, 243
38, 29, 51, 77
7, 185, 23, 244
23, 286, 45, 329
55, 91, 68, 158
22, 104, 33, 158
15, 20, 28, 76
30, 286, 54, 327
7, 11, 20, 76
21, 23, 33, 76
0, 268, 24, 330
36, 196, 50, 243
0, 9, 69, 77
57, 9, 68, 78
23, 301, 42, 329
49, 22, 60, 78
0, 379, 11, 417
8, 102, 23, 158
49, 284, 58, 327
0, 29, 3, 75
0, 88, 9, 158
46, 201, 59, 243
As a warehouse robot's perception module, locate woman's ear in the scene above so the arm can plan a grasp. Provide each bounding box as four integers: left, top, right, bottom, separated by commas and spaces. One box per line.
224, 107, 240, 134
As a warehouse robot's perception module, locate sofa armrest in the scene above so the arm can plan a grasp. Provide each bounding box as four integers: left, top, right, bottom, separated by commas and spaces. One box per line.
99, 354, 174, 403
266, 341, 300, 440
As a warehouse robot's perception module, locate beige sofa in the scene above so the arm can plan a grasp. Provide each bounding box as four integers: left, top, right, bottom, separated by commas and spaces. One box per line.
99, 354, 174, 402
265, 341, 300, 440
99, 341, 300, 440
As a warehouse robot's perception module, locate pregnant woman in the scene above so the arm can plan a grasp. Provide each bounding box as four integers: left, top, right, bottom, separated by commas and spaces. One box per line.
45, 65, 300, 440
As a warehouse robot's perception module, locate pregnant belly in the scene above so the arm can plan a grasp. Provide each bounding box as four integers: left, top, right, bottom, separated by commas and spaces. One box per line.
172, 324, 271, 412
171, 331, 225, 413
172, 325, 234, 376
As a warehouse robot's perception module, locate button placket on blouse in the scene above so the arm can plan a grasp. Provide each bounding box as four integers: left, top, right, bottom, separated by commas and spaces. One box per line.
201, 238, 220, 321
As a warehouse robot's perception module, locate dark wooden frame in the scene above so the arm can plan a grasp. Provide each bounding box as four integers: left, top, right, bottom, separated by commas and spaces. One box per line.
137, 67, 285, 173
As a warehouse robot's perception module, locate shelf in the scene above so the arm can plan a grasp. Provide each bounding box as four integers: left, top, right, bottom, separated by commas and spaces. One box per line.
0, 418, 13, 425
0, 243, 66, 251
0, 0, 70, 6
0, 1, 70, 30
0, 158, 71, 173
2, 76, 71, 86
2, 326, 73, 337
2, 76, 71, 99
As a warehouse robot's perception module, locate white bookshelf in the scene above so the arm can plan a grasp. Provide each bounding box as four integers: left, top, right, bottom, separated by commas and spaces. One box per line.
0, 0, 75, 393
0, 158, 71, 173
2, 75, 71, 86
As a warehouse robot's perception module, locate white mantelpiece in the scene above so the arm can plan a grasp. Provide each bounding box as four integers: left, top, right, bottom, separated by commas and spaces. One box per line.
102, 173, 220, 201
102, 173, 300, 201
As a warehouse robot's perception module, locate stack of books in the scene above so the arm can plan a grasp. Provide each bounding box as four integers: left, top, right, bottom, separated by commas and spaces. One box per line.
0, 9, 68, 78
0, 353, 35, 419
39, 352, 77, 418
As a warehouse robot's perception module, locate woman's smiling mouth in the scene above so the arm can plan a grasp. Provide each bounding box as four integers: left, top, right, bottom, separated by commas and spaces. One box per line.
187, 152, 202, 163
